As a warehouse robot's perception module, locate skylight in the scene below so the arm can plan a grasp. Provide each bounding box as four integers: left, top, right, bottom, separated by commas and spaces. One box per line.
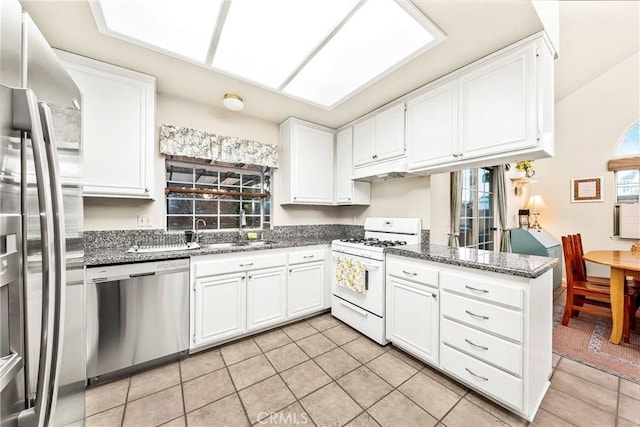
91, 0, 445, 109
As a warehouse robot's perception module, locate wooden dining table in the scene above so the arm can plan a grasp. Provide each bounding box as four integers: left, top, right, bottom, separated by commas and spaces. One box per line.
582, 250, 640, 344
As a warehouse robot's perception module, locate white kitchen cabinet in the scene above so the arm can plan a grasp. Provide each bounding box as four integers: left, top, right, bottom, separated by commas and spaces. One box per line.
193, 272, 246, 347
459, 42, 537, 159
335, 128, 370, 205
288, 247, 327, 319
190, 246, 328, 350
445, 265, 549, 419
353, 102, 405, 168
246, 267, 287, 332
56, 50, 156, 199
280, 118, 334, 205
406, 79, 458, 170
386, 258, 439, 365
353, 117, 376, 166
375, 102, 406, 161
406, 32, 554, 173
384, 254, 553, 421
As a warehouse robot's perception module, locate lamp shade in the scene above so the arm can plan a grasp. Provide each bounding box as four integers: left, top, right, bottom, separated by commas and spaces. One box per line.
526, 194, 547, 211
223, 93, 244, 111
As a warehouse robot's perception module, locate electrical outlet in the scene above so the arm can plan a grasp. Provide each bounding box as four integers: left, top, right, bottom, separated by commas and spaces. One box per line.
137, 214, 152, 228
353, 215, 357, 224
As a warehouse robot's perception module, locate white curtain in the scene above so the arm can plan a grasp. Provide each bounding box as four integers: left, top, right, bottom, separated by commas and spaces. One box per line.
448, 171, 462, 247
495, 165, 512, 252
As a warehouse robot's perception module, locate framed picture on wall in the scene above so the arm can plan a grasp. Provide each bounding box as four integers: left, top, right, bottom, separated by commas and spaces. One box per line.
571, 176, 604, 202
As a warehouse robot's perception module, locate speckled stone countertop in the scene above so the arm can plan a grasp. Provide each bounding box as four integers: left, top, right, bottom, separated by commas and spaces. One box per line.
84, 238, 334, 267
385, 244, 558, 279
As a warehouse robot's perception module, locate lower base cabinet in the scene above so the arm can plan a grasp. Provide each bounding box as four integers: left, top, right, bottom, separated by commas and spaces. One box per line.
386, 276, 439, 365
190, 246, 329, 350
288, 261, 325, 319
247, 267, 287, 332
384, 254, 552, 422
193, 272, 246, 347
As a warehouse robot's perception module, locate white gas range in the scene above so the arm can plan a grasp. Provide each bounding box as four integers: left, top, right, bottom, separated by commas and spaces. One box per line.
331, 217, 422, 344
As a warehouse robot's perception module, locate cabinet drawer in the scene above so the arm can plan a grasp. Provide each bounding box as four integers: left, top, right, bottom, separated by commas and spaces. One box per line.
441, 344, 522, 410
387, 258, 438, 286
195, 253, 287, 277
441, 318, 522, 377
441, 271, 523, 309
441, 292, 523, 342
288, 248, 326, 265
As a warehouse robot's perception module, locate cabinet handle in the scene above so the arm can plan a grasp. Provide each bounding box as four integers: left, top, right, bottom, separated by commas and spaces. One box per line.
464, 338, 488, 351
402, 270, 417, 276
371, 155, 375, 159
465, 367, 488, 381
239, 263, 253, 267
452, 153, 459, 158
303, 255, 314, 259
465, 285, 489, 294
458, 152, 463, 157
431, 293, 437, 299
289, 269, 293, 273
374, 154, 378, 159
248, 275, 252, 279
465, 310, 489, 320
144, 187, 150, 193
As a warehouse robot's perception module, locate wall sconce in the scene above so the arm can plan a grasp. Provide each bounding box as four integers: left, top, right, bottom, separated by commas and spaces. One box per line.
223, 93, 244, 111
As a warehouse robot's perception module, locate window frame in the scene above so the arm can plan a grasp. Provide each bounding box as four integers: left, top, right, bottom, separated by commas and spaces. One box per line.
165, 157, 271, 231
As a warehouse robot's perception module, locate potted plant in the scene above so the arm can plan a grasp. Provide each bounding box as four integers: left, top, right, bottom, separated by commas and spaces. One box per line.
515, 160, 535, 178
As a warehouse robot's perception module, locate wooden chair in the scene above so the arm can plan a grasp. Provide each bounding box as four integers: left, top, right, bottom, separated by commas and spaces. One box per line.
561, 235, 638, 343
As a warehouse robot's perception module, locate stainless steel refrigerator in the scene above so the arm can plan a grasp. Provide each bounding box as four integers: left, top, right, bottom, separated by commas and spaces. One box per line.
1, 0, 85, 425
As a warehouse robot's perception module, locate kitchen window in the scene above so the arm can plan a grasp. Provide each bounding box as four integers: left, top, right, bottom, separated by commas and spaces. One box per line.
165, 158, 271, 231
460, 167, 495, 250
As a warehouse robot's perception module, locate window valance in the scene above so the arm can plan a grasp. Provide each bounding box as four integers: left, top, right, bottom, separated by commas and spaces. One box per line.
159, 124, 278, 168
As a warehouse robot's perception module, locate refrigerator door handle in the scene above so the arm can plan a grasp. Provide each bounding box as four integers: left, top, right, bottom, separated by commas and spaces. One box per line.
11, 87, 56, 427
38, 101, 67, 425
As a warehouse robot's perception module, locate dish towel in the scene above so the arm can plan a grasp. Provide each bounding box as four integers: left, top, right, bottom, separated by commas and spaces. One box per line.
335, 256, 366, 294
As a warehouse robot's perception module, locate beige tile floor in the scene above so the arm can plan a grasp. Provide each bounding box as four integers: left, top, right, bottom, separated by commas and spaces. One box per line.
84, 288, 640, 427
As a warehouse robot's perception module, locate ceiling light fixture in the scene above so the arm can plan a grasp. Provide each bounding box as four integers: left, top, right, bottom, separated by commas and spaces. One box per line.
223, 93, 244, 111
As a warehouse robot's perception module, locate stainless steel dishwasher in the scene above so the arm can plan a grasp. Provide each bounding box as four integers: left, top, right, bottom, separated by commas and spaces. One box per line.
85, 258, 189, 384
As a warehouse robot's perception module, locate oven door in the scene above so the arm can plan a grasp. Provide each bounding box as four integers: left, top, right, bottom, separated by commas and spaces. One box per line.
331, 252, 384, 317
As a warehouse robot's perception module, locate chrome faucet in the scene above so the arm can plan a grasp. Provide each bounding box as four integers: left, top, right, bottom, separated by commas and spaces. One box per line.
195, 218, 206, 243
238, 209, 247, 241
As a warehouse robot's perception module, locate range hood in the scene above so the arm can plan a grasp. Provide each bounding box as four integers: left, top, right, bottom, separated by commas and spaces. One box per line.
351, 157, 421, 181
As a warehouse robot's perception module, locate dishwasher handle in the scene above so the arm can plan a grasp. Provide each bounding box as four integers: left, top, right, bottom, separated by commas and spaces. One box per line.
130, 272, 156, 278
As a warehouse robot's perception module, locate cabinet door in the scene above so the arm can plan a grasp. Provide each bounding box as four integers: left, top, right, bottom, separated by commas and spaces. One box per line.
288, 261, 325, 319
193, 273, 246, 347
336, 128, 354, 204
246, 267, 287, 332
460, 43, 537, 159
386, 276, 439, 365
407, 81, 458, 170
291, 123, 334, 204
58, 51, 155, 198
353, 117, 376, 167
375, 102, 406, 161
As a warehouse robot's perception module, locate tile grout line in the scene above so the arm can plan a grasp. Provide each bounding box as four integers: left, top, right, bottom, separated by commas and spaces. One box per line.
177, 358, 187, 426
121, 376, 132, 426
221, 337, 257, 426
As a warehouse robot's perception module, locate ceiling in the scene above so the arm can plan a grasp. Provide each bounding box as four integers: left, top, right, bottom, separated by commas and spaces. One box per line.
20, 1, 640, 129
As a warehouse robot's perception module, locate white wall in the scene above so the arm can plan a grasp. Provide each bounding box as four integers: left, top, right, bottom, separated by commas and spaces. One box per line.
518, 51, 640, 275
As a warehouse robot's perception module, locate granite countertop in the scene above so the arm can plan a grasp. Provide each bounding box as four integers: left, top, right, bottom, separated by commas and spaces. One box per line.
385, 244, 558, 279
84, 238, 334, 266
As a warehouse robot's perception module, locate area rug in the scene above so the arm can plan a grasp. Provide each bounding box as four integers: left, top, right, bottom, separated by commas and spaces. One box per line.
552, 310, 640, 382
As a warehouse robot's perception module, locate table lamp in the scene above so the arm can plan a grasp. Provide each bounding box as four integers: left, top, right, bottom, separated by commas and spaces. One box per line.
526, 194, 547, 229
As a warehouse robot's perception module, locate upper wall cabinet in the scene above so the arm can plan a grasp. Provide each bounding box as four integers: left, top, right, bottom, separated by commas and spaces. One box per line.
407, 33, 554, 173
335, 128, 370, 205
353, 101, 406, 168
280, 118, 335, 205
56, 51, 156, 199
